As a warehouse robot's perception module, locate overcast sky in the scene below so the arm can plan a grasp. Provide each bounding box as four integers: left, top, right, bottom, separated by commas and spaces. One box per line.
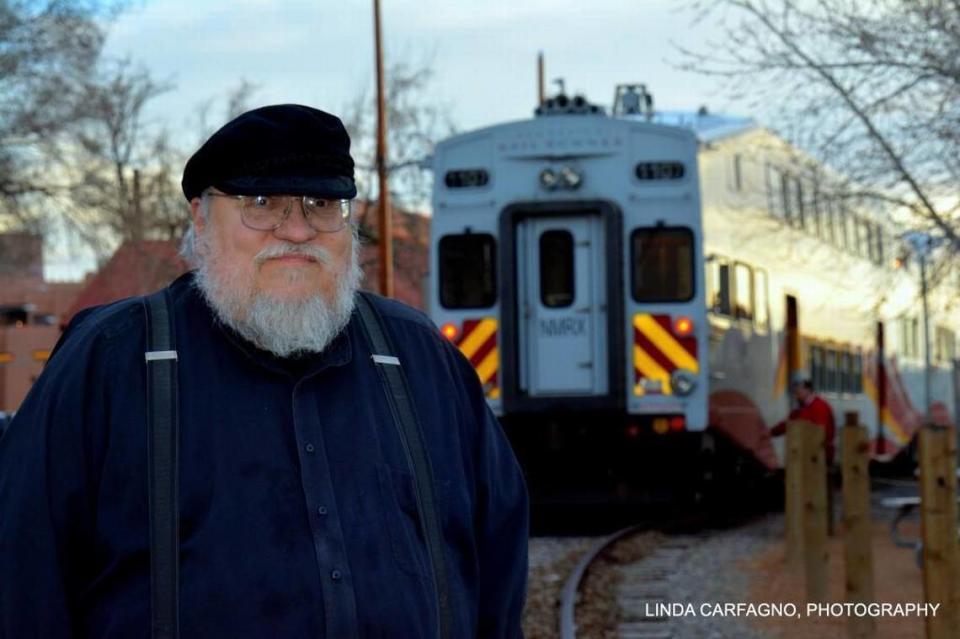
48, 0, 740, 279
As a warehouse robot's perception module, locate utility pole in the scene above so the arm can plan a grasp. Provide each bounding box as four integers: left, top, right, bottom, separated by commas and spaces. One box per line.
537, 51, 545, 106
373, 0, 393, 297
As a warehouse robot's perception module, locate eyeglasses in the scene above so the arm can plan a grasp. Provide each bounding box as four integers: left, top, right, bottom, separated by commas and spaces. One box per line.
206, 192, 352, 233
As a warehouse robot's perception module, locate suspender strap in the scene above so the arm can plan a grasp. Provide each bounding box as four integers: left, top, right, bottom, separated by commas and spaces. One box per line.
143, 290, 179, 639
354, 293, 453, 639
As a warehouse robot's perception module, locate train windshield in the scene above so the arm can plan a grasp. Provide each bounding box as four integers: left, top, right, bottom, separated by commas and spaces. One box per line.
631, 227, 694, 302
439, 233, 497, 308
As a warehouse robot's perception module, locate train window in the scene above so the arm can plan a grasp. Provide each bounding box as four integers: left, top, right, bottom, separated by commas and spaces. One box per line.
706, 258, 731, 315
810, 345, 825, 392
935, 327, 956, 364
823, 197, 836, 245
733, 263, 753, 320
824, 349, 838, 392
852, 350, 863, 393
631, 227, 694, 302
840, 350, 853, 393
540, 230, 575, 308
438, 234, 496, 309
780, 173, 793, 223
794, 178, 805, 228
754, 268, 769, 329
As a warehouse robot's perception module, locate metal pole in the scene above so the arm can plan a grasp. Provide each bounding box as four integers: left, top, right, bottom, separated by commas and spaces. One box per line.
373, 0, 393, 297
537, 51, 545, 106
921, 249, 932, 421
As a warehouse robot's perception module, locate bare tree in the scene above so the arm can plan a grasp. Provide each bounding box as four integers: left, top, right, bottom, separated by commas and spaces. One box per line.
341, 56, 456, 213
0, 0, 118, 233
679, 1, 960, 248
55, 58, 181, 259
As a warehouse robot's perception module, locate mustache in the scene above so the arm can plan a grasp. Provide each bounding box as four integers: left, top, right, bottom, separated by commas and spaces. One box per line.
254, 243, 333, 266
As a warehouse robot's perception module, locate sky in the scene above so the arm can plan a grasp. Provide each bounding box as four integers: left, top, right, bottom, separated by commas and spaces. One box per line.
48, 0, 740, 279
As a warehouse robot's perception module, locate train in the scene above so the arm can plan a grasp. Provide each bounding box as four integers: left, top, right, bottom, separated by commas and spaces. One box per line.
427, 84, 959, 498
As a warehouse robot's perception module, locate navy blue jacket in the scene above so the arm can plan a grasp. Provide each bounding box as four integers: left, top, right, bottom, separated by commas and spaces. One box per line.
0, 273, 528, 638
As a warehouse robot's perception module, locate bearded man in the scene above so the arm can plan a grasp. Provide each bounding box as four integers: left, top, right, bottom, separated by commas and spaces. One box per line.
0, 105, 528, 638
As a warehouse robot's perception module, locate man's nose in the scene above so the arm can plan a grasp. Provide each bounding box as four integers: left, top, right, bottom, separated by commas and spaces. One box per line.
273, 199, 318, 242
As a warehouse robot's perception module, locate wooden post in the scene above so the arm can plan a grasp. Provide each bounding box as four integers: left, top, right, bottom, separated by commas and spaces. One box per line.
785, 419, 805, 565
802, 420, 829, 603
842, 411, 875, 639
919, 425, 960, 639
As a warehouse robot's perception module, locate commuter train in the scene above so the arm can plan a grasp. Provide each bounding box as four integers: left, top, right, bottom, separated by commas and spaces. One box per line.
428, 84, 959, 496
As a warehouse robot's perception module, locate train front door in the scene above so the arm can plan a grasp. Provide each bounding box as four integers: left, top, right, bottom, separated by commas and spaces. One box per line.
515, 214, 608, 396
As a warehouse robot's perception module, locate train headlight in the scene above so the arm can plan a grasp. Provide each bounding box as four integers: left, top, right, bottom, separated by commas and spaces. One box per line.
671, 369, 697, 396
539, 168, 559, 190
559, 166, 583, 189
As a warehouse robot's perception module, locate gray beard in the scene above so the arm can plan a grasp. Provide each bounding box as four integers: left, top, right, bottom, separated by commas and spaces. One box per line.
192, 234, 362, 359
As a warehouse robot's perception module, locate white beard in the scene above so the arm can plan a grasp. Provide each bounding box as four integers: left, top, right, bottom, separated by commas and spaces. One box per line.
192, 231, 362, 358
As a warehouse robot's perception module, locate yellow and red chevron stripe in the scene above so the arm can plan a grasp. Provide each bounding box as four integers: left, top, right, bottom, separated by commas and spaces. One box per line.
454, 318, 500, 400
633, 313, 698, 396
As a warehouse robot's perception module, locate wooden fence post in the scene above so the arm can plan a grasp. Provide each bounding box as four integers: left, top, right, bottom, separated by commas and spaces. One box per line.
786, 419, 805, 565
919, 425, 960, 639
842, 411, 875, 638
802, 420, 829, 603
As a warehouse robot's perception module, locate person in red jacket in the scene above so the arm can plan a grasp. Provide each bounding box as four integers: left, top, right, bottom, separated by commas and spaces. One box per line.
771, 378, 837, 533
771, 379, 837, 464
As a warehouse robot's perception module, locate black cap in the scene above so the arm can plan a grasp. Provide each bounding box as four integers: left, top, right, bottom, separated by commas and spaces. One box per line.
181, 104, 357, 201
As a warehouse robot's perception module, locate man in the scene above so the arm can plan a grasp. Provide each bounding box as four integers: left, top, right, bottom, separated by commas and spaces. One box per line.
0, 105, 528, 637
770, 378, 836, 465
770, 377, 837, 533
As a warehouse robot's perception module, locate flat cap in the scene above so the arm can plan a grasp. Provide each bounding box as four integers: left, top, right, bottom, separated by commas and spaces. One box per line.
181, 104, 357, 201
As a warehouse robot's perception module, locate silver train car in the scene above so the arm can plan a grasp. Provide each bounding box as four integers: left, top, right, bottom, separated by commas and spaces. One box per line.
428, 85, 959, 495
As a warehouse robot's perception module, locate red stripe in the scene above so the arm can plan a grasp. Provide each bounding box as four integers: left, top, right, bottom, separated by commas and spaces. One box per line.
634, 326, 677, 373
653, 314, 696, 358
469, 332, 497, 368
455, 318, 482, 347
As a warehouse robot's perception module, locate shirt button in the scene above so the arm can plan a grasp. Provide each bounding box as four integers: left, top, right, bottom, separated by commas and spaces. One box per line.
318, 506, 328, 516
331, 569, 342, 581
305, 443, 315, 453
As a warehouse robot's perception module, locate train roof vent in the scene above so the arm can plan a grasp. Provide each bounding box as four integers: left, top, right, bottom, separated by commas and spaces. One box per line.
612, 83, 654, 120
535, 83, 605, 117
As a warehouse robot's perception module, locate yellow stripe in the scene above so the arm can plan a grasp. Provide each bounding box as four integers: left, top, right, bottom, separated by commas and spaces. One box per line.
633, 314, 699, 373
862, 372, 910, 444
488, 387, 501, 400
0, 353, 13, 364
633, 345, 673, 394
475, 347, 499, 386
32, 350, 51, 362
458, 318, 497, 360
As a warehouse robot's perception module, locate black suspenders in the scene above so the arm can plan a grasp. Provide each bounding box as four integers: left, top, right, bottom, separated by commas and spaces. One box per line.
140, 289, 451, 639
142, 290, 180, 639
354, 293, 453, 639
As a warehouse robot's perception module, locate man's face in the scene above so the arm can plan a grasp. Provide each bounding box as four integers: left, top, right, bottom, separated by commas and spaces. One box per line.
188, 190, 361, 358
190, 193, 352, 303
793, 383, 812, 403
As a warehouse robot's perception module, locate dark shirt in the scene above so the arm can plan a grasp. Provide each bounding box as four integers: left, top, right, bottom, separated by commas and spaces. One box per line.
0, 273, 528, 638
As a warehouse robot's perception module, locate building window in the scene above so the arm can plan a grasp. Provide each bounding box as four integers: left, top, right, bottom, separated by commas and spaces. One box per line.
731, 154, 743, 192
439, 233, 497, 309
631, 227, 695, 302
825, 349, 838, 392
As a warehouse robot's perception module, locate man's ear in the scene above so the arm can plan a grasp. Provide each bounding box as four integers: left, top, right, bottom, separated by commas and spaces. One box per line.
190, 197, 206, 234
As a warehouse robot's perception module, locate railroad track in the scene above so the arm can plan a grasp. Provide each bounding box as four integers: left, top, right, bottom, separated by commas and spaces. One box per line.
558, 524, 707, 639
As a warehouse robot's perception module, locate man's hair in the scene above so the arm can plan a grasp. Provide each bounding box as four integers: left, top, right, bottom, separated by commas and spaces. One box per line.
798, 380, 814, 391
179, 189, 214, 266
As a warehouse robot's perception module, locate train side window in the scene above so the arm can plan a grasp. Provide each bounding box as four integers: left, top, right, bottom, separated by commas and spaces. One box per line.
754, 268, 769, 329
540, 230, 575, 308
810, 345, 825, 391
706, 258, 731, 315
439, 233, 497, 309
852, 349, 863, 393
824, 349, 838, 392
631, 227, 694, 302
733, 262, 753, 320
840, 350, 852, 393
